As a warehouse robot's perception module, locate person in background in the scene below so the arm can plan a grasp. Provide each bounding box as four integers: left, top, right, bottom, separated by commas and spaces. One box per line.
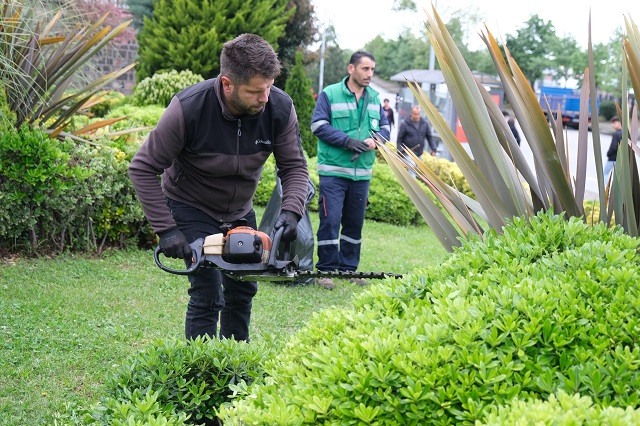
129, 34, 309, 341
382, 98, 395, 129
396, 106, 437, 176
310, 51, 390, 290
604, 115, 623, 182
502, 110, 521, 146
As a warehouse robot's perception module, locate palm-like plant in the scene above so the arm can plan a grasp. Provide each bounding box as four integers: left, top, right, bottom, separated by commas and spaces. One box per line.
0, 0, 135, 141
378, 7, 640, 251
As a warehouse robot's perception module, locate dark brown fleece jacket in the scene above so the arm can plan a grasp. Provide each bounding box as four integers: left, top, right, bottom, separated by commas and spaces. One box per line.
129, 78, 309, 234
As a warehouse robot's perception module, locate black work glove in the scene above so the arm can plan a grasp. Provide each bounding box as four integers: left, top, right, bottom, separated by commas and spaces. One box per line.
158, 228, 191, 259
346, 138, 370, 153
274, 210, 300, 243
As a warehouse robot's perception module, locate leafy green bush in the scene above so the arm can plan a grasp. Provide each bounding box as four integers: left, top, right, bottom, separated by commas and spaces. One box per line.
88, 91, 127, 118
133, 70, 204, 107
481, 390, 640, 425
0, 85, 16, 133
367, 160, 423, 225
421, 154, 473, 197
0, 126, 149, 253
219, 212, 640, 424
108, 104, 166, 129
253, 155, 278, 207
599, 100, 617, 121
58, 390, 190, 426
74, 337, 274, 425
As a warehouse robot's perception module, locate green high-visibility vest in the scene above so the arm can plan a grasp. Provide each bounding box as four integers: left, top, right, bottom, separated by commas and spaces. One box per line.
317, 77, 382, 181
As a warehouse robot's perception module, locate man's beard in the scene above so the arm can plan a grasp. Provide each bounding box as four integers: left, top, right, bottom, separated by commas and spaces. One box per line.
229, 88, 264, 115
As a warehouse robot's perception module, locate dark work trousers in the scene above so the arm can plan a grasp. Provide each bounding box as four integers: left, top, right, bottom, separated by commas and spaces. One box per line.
166, 198, 258, 341
316, 175, 370, 272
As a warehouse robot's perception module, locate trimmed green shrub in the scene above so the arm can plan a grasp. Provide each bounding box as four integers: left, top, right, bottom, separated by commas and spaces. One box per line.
219, 212, 640, 424
367, 159, 423, 225
253, 154, 278, 207
481, 390, 640, 425
0, 85, 16, 133
599, 100, 617, 121
108, 104, 166, 132
0, 125, 149, 253
76, 337, 275, 425
134, 70, 204, 107
89, 91, 127, 118
421, 154, 474, 197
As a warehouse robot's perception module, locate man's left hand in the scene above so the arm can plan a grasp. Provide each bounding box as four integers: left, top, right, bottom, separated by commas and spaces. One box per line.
274, 210, 301, 242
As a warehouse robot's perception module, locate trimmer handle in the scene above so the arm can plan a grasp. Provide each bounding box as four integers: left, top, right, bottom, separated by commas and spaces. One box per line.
154, 238, 204, 276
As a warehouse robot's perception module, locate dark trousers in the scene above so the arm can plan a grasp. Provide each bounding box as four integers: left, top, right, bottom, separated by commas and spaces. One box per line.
316, 175, 369, 272
166, 198, 258, 341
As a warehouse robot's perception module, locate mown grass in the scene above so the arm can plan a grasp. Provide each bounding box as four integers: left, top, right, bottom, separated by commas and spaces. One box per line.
0, 214, 448, 425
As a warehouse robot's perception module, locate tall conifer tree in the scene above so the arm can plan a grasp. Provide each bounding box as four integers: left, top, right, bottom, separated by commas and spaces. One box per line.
285, 51, 316, 157
136, 0, 291, 81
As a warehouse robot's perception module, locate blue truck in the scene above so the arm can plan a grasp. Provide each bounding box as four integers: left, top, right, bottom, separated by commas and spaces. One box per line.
538, 86, 599, 129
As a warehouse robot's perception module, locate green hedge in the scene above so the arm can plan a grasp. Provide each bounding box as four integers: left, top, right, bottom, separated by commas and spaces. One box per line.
57, 337, 274, 425
219, 211, 640, 424
481, 390, 640, 425
0, 125, 425, 254
134, 70, 204, 107
0, 125, 150, 253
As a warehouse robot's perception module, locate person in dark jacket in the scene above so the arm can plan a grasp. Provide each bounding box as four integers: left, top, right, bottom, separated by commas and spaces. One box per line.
383, 98, 395, 129
604, 115, 623, 182
397, 106, 436, 166
129, 34, 309, 342
502, 110, 521, 145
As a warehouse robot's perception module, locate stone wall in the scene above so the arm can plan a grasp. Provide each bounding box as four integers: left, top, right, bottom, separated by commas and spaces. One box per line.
92, 41, 138, 94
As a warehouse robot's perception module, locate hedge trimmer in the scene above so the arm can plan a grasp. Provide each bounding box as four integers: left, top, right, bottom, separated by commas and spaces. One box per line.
154, 226, 402, 282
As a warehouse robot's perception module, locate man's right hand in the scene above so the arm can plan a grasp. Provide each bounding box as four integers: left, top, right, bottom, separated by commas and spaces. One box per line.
158, 228, 191, 259
347, 138, 370, 153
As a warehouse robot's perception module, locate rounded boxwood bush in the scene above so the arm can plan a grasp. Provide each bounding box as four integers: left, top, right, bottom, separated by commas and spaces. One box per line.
220, 212, 640, 424
134, 70, 204, 107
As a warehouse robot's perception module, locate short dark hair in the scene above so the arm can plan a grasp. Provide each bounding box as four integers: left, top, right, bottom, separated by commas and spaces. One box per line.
350, 51, 375, 66
383, 98, 389, 102
611, 115, 620, 123
220, 34, 281, 85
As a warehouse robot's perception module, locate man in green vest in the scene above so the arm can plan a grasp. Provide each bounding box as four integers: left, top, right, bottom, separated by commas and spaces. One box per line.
310, 51, 390, 290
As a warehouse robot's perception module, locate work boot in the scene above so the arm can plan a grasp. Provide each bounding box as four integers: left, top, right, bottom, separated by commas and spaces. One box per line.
349, 277, 367, 286
316, 277, 335, 290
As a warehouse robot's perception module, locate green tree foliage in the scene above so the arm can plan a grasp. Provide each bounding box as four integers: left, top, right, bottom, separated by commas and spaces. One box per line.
135, 0, 292, 81
125, 0, 154, 29
285, 51, 316, 157
364, 30, 430, 80
549, 35, 586, 86
304, 26, 351, 93
274, 0, 317, 88
505, 15, 560, 87
592, 28, 624, 95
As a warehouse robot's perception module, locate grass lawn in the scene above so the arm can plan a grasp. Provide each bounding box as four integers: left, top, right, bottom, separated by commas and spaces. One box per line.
0, 213, 448, 425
